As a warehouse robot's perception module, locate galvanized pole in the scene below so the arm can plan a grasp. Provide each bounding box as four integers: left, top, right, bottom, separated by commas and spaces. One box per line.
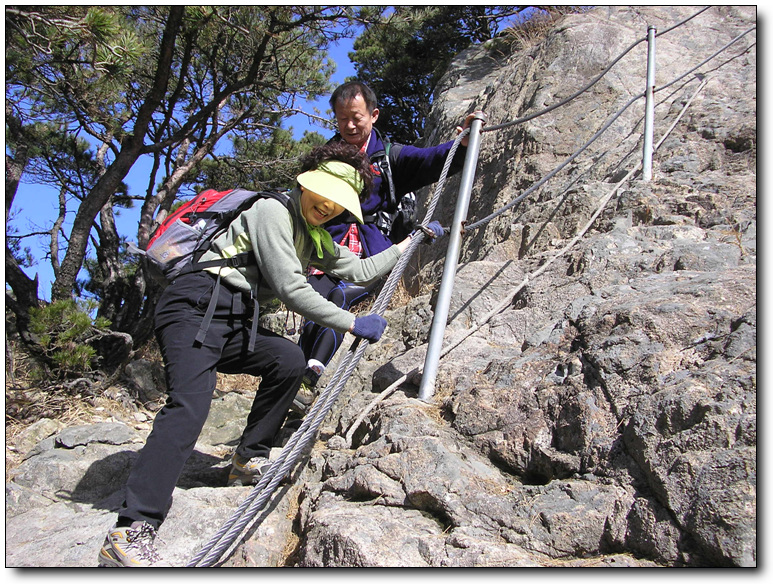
642, 25, 656, 181
418, 112, 487, 401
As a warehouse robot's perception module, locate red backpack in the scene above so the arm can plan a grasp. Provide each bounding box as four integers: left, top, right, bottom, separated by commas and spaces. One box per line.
130, 188, 291, 348
135, 188, 290, 285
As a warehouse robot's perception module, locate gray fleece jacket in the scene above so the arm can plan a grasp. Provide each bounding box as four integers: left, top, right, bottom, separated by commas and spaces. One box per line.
199, 187, 401, 333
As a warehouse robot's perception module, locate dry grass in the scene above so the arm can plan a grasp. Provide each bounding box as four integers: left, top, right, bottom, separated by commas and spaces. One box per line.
501, 7, 588, 51
216, 372, 262, 394
279, 487, 303, 566
387, 278, 417, 309
5, 334, 158, 475
5, 378, 148, 476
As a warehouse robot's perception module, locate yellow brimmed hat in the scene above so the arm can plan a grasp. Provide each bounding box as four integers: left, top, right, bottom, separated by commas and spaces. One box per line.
297, 160, 365, 223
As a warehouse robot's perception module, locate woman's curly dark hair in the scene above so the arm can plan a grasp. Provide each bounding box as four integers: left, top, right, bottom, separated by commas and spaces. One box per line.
299, 141, 373, 200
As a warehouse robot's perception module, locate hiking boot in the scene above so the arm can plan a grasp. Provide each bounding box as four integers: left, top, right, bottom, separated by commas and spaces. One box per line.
98, 521, 161, 567
289, 379, 317, 416
227, 453, 271, 486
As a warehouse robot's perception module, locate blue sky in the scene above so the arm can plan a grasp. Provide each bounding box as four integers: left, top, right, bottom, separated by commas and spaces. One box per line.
9, 37, 357, 301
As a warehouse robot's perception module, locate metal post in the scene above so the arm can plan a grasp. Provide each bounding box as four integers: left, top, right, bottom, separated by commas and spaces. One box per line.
642, 25, 656, 181
418, 112, 487, 401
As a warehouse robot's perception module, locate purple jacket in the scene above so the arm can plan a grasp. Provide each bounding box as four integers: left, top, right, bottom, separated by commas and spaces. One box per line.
325, 129, 466, 257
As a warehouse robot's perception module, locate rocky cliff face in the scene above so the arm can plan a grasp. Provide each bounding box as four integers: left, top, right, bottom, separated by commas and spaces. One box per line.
6, 6, 756, 568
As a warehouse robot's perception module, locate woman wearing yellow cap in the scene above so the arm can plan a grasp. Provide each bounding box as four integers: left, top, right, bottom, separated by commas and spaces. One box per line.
98, 142, 438, 567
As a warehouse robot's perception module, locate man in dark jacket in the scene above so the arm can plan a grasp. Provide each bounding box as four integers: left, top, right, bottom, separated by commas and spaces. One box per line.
296, 81, 479, 406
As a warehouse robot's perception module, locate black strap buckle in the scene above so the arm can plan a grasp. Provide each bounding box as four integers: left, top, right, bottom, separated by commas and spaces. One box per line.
226, 253, 251, 268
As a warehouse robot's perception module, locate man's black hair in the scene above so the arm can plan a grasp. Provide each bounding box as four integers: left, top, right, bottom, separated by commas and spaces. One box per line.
329, 81, 378, 113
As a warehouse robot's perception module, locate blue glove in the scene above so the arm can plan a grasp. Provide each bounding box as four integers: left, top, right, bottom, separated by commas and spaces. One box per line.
351, 314, 387, 343
413, 221, 445, 244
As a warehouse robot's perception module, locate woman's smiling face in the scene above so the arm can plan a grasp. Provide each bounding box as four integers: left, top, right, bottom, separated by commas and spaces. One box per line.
300, 187, 346, 226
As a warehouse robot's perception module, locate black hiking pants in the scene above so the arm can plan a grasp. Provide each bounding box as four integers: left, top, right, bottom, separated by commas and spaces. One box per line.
119, 271, 305, 530
298, 273, 379, 372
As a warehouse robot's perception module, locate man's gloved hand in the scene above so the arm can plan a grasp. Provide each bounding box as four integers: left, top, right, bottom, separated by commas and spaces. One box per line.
413, 221, 445, 244
351, 314, 387, 343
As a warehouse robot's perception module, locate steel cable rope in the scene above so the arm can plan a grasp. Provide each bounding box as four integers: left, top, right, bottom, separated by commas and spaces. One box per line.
466, 93, 641, 232
656, 5, 710, 36
465, 23, 755, 234
187, 134, 466, 568
650, 25, 755, 95
479, 6, 711, 135
345, 75, 710, 446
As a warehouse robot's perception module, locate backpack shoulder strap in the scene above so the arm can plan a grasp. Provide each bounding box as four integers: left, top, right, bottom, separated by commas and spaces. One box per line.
190, 189, 292, 271
192, 189, 292, 350
372, 129, 405, 211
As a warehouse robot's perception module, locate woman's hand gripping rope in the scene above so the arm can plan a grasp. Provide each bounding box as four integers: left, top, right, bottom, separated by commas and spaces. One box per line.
412, 220, 446, 245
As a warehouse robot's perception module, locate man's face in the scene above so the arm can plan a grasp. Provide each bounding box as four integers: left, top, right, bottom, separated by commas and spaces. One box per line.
334, 93, 379, 149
